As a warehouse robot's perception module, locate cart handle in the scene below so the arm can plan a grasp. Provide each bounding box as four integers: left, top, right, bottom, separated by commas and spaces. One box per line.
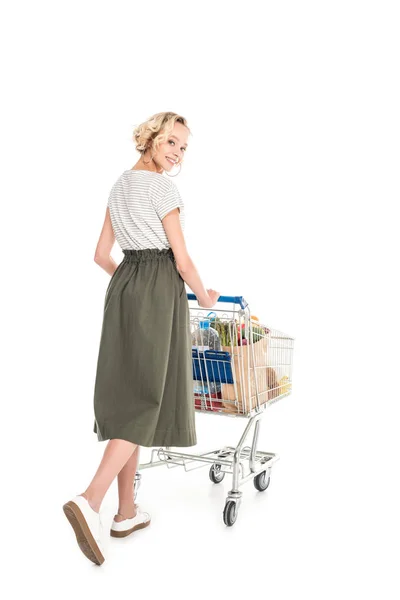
186, 293, 248, 310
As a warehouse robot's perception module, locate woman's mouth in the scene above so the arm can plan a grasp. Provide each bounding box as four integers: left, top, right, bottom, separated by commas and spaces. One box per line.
166, 157, 176, 165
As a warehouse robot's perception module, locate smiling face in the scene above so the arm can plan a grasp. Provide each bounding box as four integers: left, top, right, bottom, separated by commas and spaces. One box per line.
151, 121, 189, 173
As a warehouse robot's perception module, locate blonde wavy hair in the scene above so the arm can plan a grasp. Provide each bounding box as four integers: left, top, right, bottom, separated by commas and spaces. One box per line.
133, 112, 191, 164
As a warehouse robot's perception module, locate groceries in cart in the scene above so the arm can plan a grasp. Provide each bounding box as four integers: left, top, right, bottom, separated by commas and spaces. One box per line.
190, 307, 293, 415
191, 315, 223, 408
191, 316, 222, 351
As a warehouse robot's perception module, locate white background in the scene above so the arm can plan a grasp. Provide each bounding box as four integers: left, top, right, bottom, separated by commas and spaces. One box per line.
2, 0, 399, 597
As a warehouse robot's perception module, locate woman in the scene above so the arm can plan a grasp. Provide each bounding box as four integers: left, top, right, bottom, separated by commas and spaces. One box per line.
63, 112, 220, 565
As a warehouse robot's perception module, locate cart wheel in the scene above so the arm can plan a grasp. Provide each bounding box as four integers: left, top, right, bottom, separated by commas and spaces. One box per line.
223, 500, 238, 526
254, 470, 271, 492
209, 464, 225, 484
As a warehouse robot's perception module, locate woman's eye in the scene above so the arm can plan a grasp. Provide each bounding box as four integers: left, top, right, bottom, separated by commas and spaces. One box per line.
169, 140, 186, 152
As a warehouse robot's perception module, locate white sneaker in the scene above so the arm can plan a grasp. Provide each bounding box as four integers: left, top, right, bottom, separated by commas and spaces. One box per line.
63, 495, 105, 565
110, 506, 151, 538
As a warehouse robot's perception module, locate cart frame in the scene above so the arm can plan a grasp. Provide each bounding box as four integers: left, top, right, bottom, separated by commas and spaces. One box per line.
135, 294, 294, 526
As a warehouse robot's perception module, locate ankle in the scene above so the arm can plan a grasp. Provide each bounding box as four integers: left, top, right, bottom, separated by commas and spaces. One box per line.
116, 505, 137, 520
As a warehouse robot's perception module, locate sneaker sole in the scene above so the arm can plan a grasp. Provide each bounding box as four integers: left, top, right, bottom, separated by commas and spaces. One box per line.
110, 519, 151, 538
63, 501, 105, 565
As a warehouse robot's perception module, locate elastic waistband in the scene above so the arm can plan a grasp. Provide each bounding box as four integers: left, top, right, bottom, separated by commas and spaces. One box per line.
122, 247, 175, 262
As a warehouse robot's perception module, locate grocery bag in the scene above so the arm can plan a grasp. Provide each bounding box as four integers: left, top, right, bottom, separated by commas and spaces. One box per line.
221, 336, 279, 413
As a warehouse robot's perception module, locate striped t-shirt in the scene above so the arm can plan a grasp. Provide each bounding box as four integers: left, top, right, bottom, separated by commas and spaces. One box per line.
107, 169, 185, 250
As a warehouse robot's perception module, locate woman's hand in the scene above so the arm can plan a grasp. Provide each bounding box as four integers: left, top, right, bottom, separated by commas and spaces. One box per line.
197, 289, 221, 308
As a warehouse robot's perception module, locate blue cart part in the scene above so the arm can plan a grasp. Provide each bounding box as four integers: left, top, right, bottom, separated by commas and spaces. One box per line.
187, 293, 248, 310
192, 348, 234, 384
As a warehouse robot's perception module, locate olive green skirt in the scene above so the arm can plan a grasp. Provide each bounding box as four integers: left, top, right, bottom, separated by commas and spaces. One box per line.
93, 247, 197, 447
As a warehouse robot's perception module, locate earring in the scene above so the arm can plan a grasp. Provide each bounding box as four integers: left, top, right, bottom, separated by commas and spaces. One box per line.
142, 150, 181, 176
165, 163, 181, 177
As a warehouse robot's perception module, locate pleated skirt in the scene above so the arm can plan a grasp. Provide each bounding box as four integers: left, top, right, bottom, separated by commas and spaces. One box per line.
92, 247, 197, 447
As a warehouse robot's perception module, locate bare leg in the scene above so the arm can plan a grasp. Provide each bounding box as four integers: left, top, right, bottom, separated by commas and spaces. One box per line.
80, 439, 137, 513
113, 445, 141, 522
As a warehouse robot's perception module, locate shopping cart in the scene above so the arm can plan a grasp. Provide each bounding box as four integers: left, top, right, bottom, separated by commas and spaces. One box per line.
135, 294, 295, 526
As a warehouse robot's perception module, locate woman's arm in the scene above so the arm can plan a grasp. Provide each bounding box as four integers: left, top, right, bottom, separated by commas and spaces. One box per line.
162, 208, 211, 307
94, 207, 119, 276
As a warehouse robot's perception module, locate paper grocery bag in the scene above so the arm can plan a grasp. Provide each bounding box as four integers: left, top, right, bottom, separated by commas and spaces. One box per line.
221, 336, 279, 414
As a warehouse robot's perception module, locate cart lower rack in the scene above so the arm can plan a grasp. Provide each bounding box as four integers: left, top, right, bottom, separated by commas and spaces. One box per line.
135, 294, 295, 526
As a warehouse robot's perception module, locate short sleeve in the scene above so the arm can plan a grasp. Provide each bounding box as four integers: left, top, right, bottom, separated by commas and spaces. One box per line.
107, 181, 117, 208
154, 182, 182, 221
